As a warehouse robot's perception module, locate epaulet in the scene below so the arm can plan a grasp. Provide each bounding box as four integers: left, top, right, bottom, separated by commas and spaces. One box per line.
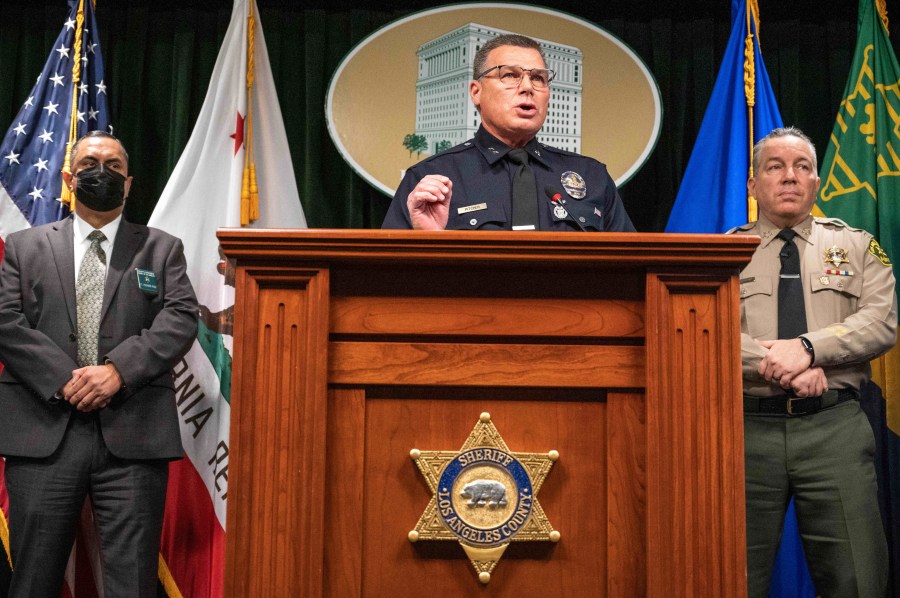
538, 142, 582, 158
725, 221, 757, 234
813, 216, 862, 232
416, 139, 475, 163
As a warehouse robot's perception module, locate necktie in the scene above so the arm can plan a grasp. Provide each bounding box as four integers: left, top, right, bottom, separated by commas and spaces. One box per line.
77, 230, 107, 366
507, 148, 538, 230
776, 228, 807, 339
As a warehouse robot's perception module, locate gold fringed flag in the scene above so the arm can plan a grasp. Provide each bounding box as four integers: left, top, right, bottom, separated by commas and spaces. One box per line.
147, 0, 306, 595
665, 0, 781, 233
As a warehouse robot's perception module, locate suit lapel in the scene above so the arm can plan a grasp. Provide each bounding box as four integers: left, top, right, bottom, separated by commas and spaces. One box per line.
102, 220, 145, 322
48, 216, 77, 329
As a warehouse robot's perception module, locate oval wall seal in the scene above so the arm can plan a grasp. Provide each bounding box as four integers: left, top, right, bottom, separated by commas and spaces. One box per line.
326, 3, 662, 197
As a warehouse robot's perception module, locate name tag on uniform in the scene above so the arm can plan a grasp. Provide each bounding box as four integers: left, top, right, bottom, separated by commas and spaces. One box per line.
457, 203, 487, 215
135, 268, 158, 294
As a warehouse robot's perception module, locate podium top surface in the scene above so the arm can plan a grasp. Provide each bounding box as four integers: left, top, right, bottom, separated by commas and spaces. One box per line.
217, 228, 759, 268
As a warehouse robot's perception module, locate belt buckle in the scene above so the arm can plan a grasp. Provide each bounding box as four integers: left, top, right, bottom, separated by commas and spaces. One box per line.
786, 397, 803, 416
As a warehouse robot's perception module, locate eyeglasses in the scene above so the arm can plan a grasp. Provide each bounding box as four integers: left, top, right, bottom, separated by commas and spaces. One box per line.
475, 65, 555, 90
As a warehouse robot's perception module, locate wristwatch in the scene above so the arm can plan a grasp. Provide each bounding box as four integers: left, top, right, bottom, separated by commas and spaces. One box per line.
799, 336, 815, 365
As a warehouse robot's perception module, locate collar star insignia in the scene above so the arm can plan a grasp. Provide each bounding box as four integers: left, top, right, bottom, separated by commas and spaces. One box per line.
408, 412, 559, 584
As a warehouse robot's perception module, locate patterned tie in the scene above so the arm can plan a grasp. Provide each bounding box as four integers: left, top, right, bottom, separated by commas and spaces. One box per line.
507, 148, 538, 230
76, 230, 107, 366
776, 228, 807, 339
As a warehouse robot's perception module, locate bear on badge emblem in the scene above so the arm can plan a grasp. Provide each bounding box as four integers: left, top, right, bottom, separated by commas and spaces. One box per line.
409, 413, 560, 584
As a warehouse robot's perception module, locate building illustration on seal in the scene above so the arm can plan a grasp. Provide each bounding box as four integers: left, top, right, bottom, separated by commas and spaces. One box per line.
414, 23, 584, 155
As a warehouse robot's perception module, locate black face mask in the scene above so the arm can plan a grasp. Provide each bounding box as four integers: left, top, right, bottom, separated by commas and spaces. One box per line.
75, 164, 127, 212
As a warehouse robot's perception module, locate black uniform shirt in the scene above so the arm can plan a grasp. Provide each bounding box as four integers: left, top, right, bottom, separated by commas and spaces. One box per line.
382, 126, 636, 232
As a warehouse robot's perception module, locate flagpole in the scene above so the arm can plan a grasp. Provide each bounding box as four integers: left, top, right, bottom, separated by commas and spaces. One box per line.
61, 0, 87, 211
744, 0, 758, 222
241, 0, 259, 226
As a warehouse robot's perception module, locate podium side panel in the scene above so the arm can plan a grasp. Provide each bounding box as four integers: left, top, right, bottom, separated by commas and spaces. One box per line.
224, 268, 330, 597
644, 272, 746, 598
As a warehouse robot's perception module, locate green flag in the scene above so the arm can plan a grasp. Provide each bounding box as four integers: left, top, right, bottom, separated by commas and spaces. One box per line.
815, 0, 900, 283
815, 1, 900, 588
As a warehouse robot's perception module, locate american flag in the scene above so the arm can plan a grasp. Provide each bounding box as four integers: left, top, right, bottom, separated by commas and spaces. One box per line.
0, 0, 110, 242
0, 2, 110, 597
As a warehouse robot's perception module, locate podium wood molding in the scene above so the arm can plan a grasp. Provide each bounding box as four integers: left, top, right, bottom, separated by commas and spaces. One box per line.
220, 230, 758, 597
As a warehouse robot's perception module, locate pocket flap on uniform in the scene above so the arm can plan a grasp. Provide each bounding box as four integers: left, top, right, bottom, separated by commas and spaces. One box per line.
561, 201, 604, 231
810, 271, 862, 297
740, 276, 773, 298
450, 202, 507, 230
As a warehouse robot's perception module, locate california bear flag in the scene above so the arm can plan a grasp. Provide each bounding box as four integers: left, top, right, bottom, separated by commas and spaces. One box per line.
147, 0, 305, 594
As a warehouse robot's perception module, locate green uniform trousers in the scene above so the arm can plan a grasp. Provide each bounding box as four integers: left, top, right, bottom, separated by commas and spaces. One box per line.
744, 400, 888, 598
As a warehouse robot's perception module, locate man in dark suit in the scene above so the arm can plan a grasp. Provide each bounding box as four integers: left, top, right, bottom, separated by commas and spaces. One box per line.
0, 131, 198, 597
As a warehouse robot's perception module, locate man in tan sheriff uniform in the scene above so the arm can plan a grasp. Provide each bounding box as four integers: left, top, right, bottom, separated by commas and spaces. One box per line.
730, 126, 896, 597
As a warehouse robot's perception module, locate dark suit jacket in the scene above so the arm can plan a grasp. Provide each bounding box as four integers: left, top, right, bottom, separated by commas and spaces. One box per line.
0, 215, 198, 460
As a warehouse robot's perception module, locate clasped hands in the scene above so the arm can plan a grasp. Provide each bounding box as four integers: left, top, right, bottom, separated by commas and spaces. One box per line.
59, 363, 123, 412
756, 338, 827, 397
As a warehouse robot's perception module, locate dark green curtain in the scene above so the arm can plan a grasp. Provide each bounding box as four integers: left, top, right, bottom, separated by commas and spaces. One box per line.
0, 0, 889, 232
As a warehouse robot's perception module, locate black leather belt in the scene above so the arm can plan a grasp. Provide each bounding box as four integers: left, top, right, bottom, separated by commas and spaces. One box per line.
743, 388, 859, 416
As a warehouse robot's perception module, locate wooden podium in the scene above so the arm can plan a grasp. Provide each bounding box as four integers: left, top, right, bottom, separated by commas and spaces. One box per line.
218, 230, 758, 597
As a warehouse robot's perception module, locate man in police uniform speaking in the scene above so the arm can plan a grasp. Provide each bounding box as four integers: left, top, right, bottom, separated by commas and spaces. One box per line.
731, 126, 895, 597
382, 33, 635, 232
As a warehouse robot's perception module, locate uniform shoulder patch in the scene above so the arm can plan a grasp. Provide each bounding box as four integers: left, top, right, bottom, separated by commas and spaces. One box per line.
868, 238, 892, 266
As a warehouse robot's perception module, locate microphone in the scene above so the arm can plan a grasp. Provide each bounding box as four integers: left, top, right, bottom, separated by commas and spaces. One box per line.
544, 186, 587, 232
545, 185, 563, 204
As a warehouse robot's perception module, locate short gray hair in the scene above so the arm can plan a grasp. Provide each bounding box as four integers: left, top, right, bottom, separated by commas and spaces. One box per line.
752, 126, 817, 174
472, 33, 545, 80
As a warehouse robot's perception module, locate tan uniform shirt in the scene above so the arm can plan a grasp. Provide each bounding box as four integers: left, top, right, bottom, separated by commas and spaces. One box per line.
730, 214, 897, 397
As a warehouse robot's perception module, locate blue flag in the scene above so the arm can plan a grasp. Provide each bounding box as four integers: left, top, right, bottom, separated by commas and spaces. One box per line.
0, 0, 110, 240
665, 0, 781, 233
665, 1, 817, 596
